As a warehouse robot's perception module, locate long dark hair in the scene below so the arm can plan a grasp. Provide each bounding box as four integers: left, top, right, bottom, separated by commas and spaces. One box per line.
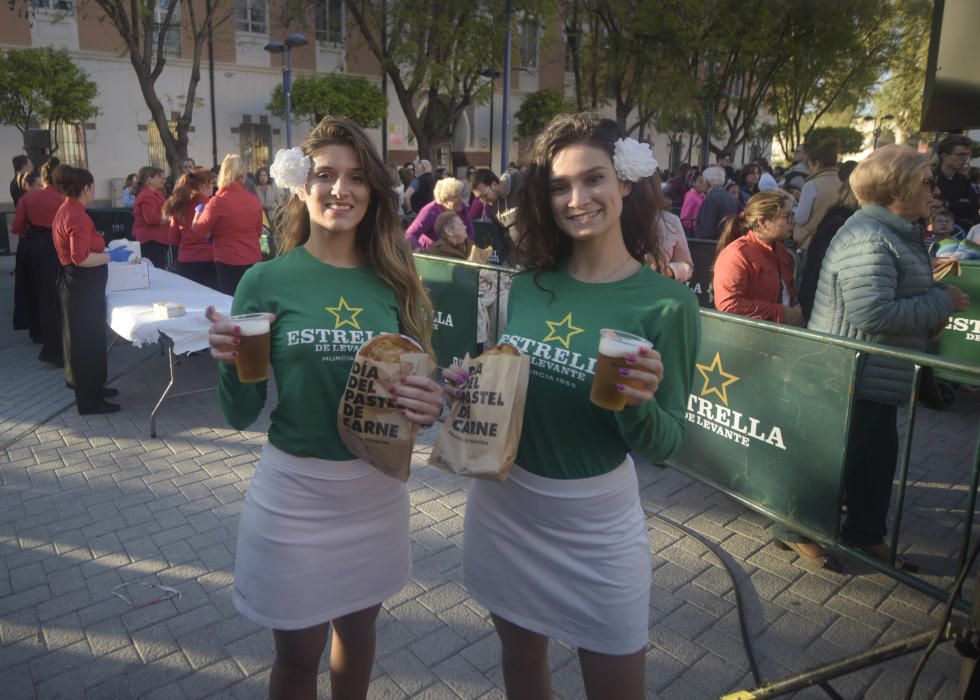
277, 116, 434, 355
164, 167, 215, 218
514, 112, 663, 274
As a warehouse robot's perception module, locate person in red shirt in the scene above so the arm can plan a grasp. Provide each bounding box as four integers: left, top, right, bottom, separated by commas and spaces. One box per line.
132, 166, 175, 270
52, 164, 121, 415
12, 157, 65, 366
11, 168, 42, 339
191, 154, 263, 294
713, 190, 802, 325
164, 167, 217, 289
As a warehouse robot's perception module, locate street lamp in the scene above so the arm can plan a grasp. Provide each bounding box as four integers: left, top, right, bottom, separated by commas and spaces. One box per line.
482, 68, 502, 169
863, 114, 895, 150
265, 32, 308, 148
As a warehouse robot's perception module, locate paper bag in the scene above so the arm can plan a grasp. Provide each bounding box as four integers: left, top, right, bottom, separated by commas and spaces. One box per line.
338, 337, 436, 482
429, 350, 530, 480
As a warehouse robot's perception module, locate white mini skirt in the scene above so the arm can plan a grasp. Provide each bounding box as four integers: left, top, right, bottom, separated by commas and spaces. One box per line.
233, 442, 410, 630
463, 457, 651, 655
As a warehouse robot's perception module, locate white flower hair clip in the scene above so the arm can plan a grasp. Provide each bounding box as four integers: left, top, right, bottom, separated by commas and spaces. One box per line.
269, 147, 312, 194
613, 138, 659, 182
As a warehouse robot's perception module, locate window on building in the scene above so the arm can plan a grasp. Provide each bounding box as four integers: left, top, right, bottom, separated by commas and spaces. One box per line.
29, 0, 74, 11
239, 123, 271, 175
518, 17, 539, 70
236, 0, 268, 34
153, 0, 181, 57
148, 120, 177, 170
315, 0, 344, 44
54, 123, 88, 169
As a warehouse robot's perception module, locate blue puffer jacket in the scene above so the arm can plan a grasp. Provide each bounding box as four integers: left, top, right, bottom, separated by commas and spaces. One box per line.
807, 205, 953, 405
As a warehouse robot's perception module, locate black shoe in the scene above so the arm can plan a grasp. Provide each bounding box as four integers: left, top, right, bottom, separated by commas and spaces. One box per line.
78, 401, 121, 416
101, 387, 119, 398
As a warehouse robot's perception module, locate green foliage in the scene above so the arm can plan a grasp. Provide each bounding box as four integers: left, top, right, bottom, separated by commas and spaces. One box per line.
872, 0, 932, 144
0, 47, 99, 136
514, 90, 572, 139
267, 73, 387, 128
807, 126, 865, 154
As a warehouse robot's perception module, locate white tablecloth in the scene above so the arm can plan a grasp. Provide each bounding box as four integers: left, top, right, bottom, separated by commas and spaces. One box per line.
106, 266, 232, 355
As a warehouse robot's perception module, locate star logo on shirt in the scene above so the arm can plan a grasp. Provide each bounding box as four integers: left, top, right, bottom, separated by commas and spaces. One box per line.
542, 312, 585, 350
696, 352, 740, 406
325, 297, 363, 329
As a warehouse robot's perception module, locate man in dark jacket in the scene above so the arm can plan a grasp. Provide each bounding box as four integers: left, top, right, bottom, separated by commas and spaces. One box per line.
934, 135, 978, 229
10, 155, 32, 206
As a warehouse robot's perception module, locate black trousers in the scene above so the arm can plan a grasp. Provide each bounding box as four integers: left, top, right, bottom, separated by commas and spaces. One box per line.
216, 262, 252, 296
13, 235, 39, 338
177, 260, 218, 290
840, 399, 899, 547
58, 264, 108, 411
142, 241, 176, 271
28, 227, 63, 364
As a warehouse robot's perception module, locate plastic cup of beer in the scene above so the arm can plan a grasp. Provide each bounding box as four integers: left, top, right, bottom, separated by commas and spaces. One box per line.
589, 329, 654, 411
232, 312, 273, 383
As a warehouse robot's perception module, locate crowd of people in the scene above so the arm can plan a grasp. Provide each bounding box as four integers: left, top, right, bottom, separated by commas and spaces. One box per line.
6, 119, 978, 699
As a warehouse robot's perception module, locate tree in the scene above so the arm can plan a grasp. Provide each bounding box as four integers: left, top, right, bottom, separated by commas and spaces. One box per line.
872, 0, 932, 145
0, 47, 99, 153
767, 0, 896, 157
514, 90, 571, 139
347, 0, 526, 160
267, 73, 387, 128
807, 126, 865, 154
9, 0, 236, 175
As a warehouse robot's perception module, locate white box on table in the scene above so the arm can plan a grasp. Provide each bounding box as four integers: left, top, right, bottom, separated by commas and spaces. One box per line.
106, 260, 150, 292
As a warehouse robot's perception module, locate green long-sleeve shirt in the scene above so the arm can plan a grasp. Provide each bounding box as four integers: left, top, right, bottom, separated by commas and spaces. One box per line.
218, 246, 401, 460
500, 265, 701, 479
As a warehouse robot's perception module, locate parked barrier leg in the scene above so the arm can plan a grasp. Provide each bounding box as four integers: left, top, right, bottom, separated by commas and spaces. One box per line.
889, 364, 922, 566
960, 432, 980, 574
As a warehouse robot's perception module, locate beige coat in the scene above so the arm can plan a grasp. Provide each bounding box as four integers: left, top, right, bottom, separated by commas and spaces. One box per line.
793, 168, 840, 249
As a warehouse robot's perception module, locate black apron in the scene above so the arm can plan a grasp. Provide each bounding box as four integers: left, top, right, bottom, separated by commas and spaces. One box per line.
58, 264, 108, 410
177, 260, 218, 290
13, 233, 38, 338
27, 225, 63, 364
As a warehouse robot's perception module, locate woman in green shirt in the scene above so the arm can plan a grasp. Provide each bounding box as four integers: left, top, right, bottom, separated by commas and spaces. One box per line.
445, 114, 700, 699
206, 117, 442, 700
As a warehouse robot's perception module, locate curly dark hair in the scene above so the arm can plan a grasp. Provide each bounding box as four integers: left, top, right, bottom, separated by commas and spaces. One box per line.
514, 112, 664, 276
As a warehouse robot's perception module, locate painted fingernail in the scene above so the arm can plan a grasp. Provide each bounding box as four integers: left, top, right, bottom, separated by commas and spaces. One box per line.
233, 337, 241, 345
455, 389, 464, 398
234, 325, 241, 334
389, 386, 397, 395
400, 410, 407, 416
618, 367, 629, 377
616, 383, 626, 391
639, 346, 649, 355
624, 354, 636, 363
400, 377, 407, 384
232, 351, 238, 358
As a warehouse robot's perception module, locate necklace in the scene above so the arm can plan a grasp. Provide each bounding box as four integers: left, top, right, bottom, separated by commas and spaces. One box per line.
580, 254, 638, 283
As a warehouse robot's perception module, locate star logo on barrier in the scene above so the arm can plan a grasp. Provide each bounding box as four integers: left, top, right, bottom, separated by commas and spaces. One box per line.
542, 312, 584, 350
325, 297, 363, 330
696, 352, 740, 406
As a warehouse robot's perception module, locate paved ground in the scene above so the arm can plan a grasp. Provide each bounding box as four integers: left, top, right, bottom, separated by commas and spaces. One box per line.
0, 254, 977, 699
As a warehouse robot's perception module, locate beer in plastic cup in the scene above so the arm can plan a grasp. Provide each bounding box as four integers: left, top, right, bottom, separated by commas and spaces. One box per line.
589, 328, 653, 411
232, 313, 273, 383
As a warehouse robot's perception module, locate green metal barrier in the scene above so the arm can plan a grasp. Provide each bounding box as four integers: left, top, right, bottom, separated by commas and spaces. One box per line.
87, 208, 134, 244
672, 309, 980, 611
414, 254, 483, 368
931, 260, 980, 385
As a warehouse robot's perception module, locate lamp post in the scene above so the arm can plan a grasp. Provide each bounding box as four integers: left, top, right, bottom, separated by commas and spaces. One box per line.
481, 68, 502, 169
265, 33, 309, 148
863, 113, 895, 150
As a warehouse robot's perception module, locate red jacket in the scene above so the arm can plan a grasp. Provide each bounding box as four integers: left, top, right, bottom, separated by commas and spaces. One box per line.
12, 186, 65, 236
171, 192, 214, 263
53, 199, 105, 266
713, 231, 796, 323
191, 181, 263, 265
132, 188, 175, 246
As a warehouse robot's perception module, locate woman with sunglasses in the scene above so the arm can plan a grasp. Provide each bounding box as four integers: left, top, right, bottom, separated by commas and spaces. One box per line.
713, 190, 804, 327
808, 145, 969, 569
